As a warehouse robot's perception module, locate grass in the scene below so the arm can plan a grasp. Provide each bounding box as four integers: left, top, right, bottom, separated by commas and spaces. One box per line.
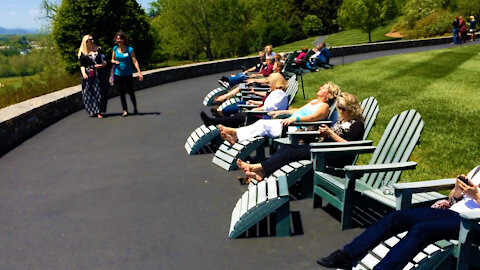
274, 36, 320, 53
290, 44, 480, 183
325, 23, 399, 46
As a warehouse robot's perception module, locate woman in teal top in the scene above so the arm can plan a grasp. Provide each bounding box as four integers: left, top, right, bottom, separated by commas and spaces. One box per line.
111, 31, 143, 117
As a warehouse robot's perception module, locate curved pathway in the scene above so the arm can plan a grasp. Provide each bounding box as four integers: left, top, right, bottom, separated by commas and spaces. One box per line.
0, 41, 476, 269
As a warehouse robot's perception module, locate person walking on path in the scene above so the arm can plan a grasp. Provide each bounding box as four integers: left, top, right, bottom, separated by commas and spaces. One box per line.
78, 35, 108, 119
459, 16, 468, 43
111, 31, 143, 117
453, 17, 460, 44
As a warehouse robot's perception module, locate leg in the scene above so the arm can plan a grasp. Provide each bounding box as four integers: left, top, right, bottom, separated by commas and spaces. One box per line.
235, 119, 283, 141
214, 87, 240, 102
374, 211, 461, 270
261, 145, 311, 175
125, 76, 137, 112
201, 112, 246, 127
343, 208, 459, 261
115, 75, 128, 112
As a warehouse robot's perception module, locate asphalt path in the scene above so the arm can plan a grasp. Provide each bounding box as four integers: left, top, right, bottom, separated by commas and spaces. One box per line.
0, 41, 476, 269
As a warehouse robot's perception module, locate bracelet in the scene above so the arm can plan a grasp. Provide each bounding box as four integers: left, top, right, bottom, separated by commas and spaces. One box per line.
296, 117, 300, 122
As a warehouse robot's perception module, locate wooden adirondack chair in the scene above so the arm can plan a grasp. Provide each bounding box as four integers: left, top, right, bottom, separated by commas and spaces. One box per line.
311, 109, 424, 230
247, 97, 379, 192
185, 76, 298, 156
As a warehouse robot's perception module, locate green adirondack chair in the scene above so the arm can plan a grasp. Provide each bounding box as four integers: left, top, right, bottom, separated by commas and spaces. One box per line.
311, 109, 424, 230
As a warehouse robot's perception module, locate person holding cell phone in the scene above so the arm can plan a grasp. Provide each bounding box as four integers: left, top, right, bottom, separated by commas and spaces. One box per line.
78, 34, 108, 118
317, 165, 480, 270
111, 31, 143, 117
236, 92, 365, 183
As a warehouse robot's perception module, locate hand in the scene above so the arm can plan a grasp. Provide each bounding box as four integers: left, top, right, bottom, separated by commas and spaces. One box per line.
457, 176, 479, 199
319, 124, 332, 136
281, 118, 296, 126
113, 60, 120, 65
138, 73, 143, 81
246, 79, 253, 84
94, 64, 103, 69
82, 74, 88, 80
268, 111, 283, 118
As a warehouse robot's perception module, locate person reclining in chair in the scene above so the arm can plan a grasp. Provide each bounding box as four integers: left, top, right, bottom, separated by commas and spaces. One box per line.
200, 73, 289, 128
317, 165, 480, 270
236, 92, 364, 183
218, 82, 339, 145
219, 51, 266, 89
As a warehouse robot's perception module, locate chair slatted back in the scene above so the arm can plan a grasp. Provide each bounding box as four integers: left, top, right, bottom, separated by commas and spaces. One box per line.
361, 109, 423, 188
284, 51, 300, 72
360, 97, 379, 141
285, 75, 298, 105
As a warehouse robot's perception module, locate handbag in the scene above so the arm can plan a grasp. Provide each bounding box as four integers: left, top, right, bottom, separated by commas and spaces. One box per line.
109, 64, 115, 86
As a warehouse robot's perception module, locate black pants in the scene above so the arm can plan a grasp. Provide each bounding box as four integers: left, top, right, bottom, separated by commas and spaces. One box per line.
115, 75, 137, 111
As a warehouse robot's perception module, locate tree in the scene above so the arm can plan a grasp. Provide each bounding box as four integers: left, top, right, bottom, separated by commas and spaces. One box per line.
338, 0, 397, 42
51, 0, 154, 73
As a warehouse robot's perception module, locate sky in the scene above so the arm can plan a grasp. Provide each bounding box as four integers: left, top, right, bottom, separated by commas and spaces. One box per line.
0, 0, 154, 30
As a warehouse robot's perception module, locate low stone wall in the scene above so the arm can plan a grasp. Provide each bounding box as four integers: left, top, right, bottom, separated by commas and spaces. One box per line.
0, 56, 258, 157
0, 36, 457, 157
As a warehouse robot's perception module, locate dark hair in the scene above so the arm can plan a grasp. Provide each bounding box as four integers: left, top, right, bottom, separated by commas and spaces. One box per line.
114, 31, 128, 45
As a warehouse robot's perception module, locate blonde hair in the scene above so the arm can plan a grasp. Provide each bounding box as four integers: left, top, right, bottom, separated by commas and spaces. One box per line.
267, 73, 288, 90
324, 81, 339, 102
78, 35, 90, 59
265, 45, 273, 53
337, 92, 363, 121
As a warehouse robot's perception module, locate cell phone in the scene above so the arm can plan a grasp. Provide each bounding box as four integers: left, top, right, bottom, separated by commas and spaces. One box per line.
458, 175, 470, 185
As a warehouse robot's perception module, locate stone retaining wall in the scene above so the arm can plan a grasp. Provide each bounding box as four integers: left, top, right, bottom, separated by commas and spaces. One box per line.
0, 36, 456, 157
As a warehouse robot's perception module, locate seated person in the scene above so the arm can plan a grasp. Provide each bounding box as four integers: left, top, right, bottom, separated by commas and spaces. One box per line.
310, 42, 331, 68
214, 60, 281, 104
264, 44, 276, 60
218, 82, 340, 145
237, 92, 364, 182
220, 51, 266, 88
273, 53, 284, 71
317, 165, 480, 270
200, 75, 289, 128
294, 46, 309, 63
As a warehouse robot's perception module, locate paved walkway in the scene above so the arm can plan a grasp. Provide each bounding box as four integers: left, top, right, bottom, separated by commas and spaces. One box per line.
0, 41, 477, 269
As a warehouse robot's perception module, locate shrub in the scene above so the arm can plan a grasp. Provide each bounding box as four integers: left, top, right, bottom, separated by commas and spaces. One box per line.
302, 15, 324, 36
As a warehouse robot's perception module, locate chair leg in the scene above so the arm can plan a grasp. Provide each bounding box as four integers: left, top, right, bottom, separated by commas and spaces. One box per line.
275, 202, 291, 237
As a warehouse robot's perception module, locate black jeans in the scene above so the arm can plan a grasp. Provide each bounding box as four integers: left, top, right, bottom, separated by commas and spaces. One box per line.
114, 75, 137, 111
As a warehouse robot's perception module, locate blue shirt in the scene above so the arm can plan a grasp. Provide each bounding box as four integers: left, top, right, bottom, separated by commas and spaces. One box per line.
113, 45, 134, 76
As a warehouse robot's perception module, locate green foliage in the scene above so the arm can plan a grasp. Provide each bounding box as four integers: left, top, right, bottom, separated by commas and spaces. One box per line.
338, 0, 397, 42
456, 0, 480, 18
259, 20, 292, 47
402, 10, 454, 38
52, 0, 154, 73
295, 45, 480, 181
393, 0, 450, 32
302, 15, 324, 36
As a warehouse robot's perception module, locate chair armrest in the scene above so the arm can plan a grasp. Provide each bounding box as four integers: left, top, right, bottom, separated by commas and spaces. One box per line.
237, 104, 258, 109
311, 146, 376, 172
310, 140, 374, 148
244, 110, 269, 115
291, 120, 332, 126
344, 162, 417, 176
392, 178, 455, 210
392, 178, 456, 193
287, 131, 320, 144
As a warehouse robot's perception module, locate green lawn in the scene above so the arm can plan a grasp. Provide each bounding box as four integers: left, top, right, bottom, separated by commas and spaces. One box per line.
325, 23, 399, 46
291, 44, 480, 183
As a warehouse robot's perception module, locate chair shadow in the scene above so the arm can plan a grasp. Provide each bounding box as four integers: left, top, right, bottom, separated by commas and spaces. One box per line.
100, 111, 161, 118
236, 211, 304, 238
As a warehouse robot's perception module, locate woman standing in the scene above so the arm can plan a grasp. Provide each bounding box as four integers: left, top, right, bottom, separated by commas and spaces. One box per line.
78, 35, 108, 118
111, 31, 143, 117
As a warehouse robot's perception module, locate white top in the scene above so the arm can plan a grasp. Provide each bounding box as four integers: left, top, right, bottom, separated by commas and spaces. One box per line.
450, 166, 480, 213
265, 52, 276, 59
262, 89, 288, 112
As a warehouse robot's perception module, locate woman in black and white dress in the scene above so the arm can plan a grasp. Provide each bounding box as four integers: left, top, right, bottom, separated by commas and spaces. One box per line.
78, 34, 108, 118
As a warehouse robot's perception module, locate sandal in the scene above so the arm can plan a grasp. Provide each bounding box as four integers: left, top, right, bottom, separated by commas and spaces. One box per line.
122, 111, 128, 117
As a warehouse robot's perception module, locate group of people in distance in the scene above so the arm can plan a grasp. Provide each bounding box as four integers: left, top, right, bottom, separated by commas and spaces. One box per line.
452, 15, 477, 44
78, 31, 143, 119
294, 42, 331, 71
198, 44, 480, 269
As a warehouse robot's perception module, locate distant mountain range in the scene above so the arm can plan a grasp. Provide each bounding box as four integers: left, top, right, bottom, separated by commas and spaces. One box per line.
0, 27, 38, 35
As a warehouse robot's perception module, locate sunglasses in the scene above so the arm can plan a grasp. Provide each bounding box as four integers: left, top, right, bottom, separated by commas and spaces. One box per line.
337, 105, 347, 112
87, 38, 94, 43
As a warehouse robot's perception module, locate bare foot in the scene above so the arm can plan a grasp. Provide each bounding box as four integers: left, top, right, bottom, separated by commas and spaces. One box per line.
245, 170, 265, 182
221, 132, 237, 145
237, 159, 253, 171
219, 125, 238, 145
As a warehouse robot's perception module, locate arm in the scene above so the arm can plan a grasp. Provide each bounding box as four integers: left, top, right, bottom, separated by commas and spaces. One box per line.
80, 66, 88, 80
281, 103, 329, 126
268, 108, 300, 118
111, 51, 119, 65
130, 50, 143, 81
